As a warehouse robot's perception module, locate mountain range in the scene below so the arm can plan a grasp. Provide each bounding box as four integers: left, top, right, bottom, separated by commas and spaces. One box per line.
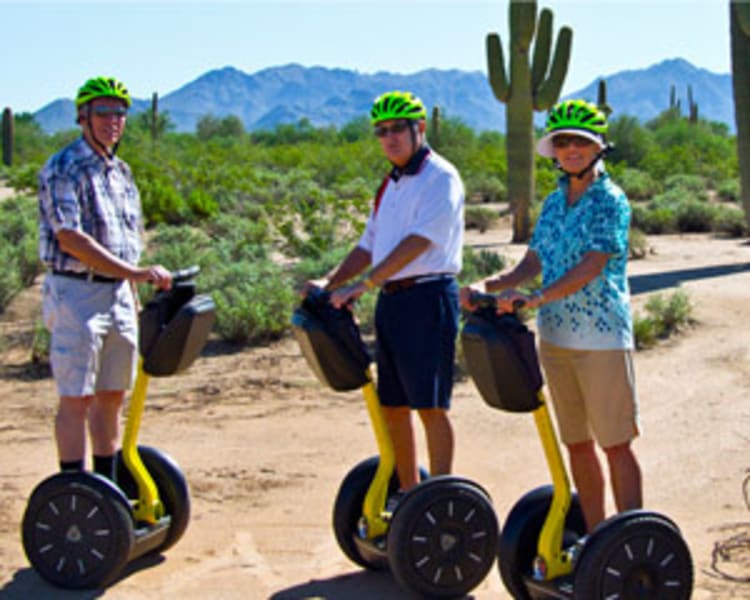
32, 58, 734, 135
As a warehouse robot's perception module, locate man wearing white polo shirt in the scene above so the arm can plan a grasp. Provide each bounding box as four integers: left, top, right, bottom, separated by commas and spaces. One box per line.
305, 90, 464, 500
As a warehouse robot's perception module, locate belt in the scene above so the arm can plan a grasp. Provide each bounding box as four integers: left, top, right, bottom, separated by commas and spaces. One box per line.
382, 273, 454, 294
52, 270, 123, 284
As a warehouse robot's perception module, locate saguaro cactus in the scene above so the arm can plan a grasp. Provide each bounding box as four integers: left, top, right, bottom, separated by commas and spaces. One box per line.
687, 85, 698, 124
487, 0, 572, 242
1, 107, 12, 167
430, 105, 441, 149
597, 79, 613, 117
730, 0, 750, 228
151, 92, 159, 140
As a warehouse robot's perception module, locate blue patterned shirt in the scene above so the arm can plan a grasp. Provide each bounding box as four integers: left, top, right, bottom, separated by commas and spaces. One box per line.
529, 173, 633, 350
38, 137, 143, 272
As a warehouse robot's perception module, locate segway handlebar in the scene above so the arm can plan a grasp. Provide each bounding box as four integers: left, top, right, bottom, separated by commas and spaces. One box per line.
170, 265, 200, 284
468, 291, 526, 313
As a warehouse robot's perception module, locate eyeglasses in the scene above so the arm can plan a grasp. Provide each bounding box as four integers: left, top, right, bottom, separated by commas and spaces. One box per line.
91, 105, 128, 118
374, 120, 410, 138
552, 135, 594, 149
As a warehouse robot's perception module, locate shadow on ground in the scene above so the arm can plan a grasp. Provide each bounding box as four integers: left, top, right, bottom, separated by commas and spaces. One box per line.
629, 262, 750, 295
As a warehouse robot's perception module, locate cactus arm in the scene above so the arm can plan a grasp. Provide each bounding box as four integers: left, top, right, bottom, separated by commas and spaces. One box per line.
534, 26, 572, 110
531, 9, 553, 91
510, 0, 538, 49
487, 33, 511, 102
735, 0, 750, 34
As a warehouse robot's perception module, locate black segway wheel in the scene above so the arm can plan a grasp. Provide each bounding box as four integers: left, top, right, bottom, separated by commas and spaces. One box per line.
21, 472, 134, 589
498, 485, 587, 600
332, 456, 428, 570
117, 445, 191, 552
573, 511, 693, 600
386, 476, 499, 599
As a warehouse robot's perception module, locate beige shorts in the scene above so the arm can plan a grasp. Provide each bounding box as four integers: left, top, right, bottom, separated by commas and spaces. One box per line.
42, 273, 138, 398
539, 339, 640, 448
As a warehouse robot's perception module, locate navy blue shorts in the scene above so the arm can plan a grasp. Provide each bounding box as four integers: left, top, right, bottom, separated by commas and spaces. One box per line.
375, 278, 459, 410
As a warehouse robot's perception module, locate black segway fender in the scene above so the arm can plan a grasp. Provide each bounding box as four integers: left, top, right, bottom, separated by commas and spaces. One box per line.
387, 476, 499, 599
21, 471, 134, 589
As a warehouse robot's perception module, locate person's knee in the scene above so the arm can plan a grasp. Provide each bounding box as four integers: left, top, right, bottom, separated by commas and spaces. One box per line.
417, 407, 450, 426
58, 395, 93, 417
566, 439, 596, 457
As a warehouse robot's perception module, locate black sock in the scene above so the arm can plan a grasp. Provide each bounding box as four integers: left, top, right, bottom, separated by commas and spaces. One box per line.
93, 454, 116, 482
60, 459, 84, 472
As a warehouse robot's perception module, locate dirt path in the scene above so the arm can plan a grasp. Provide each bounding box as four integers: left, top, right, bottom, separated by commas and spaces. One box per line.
0, 226, 749, 599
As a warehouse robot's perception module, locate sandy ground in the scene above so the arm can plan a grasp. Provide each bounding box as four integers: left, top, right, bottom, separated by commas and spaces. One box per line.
0, 211, 749, 599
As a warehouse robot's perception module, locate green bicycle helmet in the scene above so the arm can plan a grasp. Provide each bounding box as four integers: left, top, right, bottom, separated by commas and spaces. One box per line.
370, 91, 427, 125
75, 76, 132, 108
537, 99, 607, 157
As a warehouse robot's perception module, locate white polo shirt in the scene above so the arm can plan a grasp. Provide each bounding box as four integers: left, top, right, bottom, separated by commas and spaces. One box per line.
358, 149, 464, 280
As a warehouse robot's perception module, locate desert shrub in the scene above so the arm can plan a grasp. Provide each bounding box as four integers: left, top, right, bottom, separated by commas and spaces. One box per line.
0, 195, 42, 311
466, 174, 506, 204
663, 174, 709, 199
6, 162, 42, 192
204, 259, 296, 344
716, 178, 740, 203
460, 247, 506, 285
712, 205, 749, 238
618, 168, 660, 201
631, 203, 677, 234
633, 289, 693, 349
465, 206, 500, 233
205, 213, 271, 261
143, 224, 217, 272
675, 200, 716, 232
629, 227, 649, 260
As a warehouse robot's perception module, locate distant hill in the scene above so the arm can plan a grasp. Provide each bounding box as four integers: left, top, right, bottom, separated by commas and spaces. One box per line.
32, 58, 733, 135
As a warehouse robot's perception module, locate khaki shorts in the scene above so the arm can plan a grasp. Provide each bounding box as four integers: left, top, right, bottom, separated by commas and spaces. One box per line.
539, 339, 640, 448
42, 273, 138, 398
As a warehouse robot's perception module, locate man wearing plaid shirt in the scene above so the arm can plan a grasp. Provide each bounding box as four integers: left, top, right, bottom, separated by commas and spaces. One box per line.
38, 77, 171, 481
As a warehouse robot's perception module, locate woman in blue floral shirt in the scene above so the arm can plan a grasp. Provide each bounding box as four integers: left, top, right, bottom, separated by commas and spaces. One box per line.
460, 99, 641, 533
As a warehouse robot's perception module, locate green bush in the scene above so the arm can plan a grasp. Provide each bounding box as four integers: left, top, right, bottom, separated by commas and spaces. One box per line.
716, 178, 740, 202
712, 205, 749, 238
459, 247, 506, 285
465, 206, 499, 233
631, 204, 677, 234
0, 195, 42, 311
634, 289, 693, 349
618, 168, 660, 201
663, 174, 709, 198
204, 259, 296, 344
629, 227, 649, 260
675, 200, 716, 232
466, 174, 506, 204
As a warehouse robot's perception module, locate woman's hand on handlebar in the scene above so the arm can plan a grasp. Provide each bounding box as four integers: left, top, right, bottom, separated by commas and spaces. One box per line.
495, 289, 541, 313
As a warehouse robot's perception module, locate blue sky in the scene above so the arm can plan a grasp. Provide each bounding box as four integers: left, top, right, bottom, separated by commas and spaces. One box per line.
0, 0, 731, 113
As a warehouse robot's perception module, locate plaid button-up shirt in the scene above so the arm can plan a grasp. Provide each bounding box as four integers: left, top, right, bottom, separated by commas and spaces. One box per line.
38, 137, 143, 273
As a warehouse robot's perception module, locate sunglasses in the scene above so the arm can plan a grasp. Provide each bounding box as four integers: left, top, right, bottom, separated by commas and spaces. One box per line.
552, 135, 594, 149
91, 105, 128, 118
374, 120, 411, 138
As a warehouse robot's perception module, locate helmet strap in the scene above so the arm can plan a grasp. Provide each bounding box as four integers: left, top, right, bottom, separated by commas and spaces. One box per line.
556, 144, 611, 180
83, 105, 118, 160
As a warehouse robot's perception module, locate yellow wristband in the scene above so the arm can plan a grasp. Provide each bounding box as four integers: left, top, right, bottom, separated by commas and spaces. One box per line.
362, 277, 376, 290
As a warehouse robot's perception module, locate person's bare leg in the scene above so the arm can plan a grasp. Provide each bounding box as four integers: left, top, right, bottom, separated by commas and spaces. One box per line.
567, 439, 606, 532
55, 395, 93, 462
604, 441, 643, 513
88, 390, 125, 456
382, 406, 419, 490
418, 407, 454, 476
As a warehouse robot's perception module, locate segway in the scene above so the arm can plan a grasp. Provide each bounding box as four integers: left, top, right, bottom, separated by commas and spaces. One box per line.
461, 294, 694, 599
21, 266, 215, 589
291, 288, 499, 598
